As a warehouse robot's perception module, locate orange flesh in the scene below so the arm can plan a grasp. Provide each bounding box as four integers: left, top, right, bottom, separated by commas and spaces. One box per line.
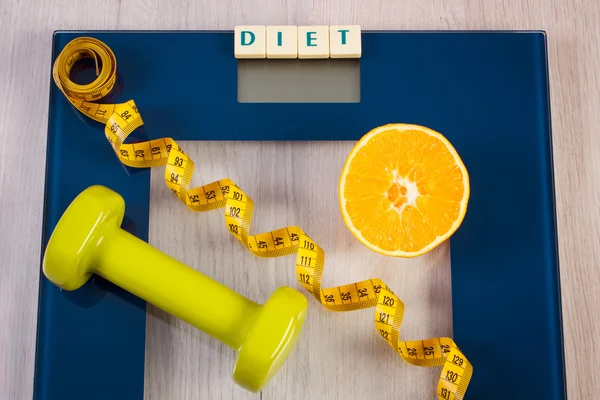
341, 128, 467, 254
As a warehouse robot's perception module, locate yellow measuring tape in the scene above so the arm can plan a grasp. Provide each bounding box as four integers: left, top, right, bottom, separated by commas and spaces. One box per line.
52, 36, 472, 399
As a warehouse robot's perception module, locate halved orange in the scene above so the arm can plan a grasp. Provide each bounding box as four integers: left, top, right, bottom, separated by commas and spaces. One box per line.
339, 123, 470, 257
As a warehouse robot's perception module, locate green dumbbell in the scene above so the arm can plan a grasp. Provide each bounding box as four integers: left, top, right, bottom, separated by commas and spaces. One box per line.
42, 185, 308, 392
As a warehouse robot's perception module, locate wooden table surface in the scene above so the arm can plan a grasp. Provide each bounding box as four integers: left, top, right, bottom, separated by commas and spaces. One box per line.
1, 1, 599, 399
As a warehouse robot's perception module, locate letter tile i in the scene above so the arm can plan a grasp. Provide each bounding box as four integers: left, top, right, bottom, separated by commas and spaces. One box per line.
266, 26, 298, 58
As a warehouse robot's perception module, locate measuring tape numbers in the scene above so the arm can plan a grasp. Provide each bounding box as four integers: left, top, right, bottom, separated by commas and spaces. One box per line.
52, 36, 472, 399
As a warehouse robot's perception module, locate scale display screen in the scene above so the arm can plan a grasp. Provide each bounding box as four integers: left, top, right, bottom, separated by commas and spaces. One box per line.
237, 59, 360, 103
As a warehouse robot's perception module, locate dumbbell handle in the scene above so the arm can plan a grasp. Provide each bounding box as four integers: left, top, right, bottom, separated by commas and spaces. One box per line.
97, 225, 260, 350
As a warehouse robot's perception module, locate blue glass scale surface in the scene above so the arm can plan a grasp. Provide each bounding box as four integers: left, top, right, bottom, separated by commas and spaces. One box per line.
36, 30, 566, 400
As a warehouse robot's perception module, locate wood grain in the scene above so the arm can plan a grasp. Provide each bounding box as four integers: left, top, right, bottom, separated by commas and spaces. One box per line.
146, 141, 453, 399
0, 0, 598, 399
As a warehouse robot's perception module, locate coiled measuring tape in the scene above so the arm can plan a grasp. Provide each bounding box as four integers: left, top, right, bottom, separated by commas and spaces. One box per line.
52, 36, 473, 399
